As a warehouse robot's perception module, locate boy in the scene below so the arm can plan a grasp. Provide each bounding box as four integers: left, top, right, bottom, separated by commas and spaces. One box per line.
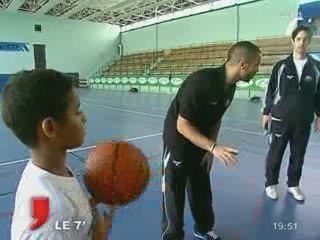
1, 69, 112, 239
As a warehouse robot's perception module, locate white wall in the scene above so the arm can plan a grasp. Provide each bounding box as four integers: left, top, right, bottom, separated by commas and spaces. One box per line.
122, 0, 300, 54
121, 6, 236, 55
0, 12, 120, 78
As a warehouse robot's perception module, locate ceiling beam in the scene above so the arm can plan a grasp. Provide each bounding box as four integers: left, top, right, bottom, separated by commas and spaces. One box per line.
186, 0, 200, 4
86, 0, 172, 22
84, 0, 136, 21
0, 0, 10, 9
60, 0, 91, 18
36, 0, 63, 15
99, 0, 174, 23
165, 3, 180, 10
134, 13, 152, 19
6, 0, 24, 11
82, 9, 105, 21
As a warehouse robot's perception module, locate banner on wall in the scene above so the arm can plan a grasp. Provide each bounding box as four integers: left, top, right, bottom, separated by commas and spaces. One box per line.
90, 74, 271, 94
0, 42, 30, 52
236, 75, 270, 91
298, 0, 320, 19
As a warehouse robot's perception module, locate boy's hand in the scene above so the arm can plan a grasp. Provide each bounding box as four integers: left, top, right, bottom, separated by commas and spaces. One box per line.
89, 198, 96, 209
96, 212, 113, 235
91, 201, 118, 240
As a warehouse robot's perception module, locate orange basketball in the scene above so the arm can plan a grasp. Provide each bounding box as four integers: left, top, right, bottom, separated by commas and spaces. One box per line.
84, 141, 150, 206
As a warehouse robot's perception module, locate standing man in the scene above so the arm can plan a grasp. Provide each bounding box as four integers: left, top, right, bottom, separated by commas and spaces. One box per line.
161, 41, 261, 240
262, 25, 320, 201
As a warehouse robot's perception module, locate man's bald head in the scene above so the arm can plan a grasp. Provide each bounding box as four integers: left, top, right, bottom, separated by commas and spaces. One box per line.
225, 41, 261, 83
227, 41, 261, 64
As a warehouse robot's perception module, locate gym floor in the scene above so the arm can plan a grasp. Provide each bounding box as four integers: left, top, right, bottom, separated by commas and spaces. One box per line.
0, 89, 319, 240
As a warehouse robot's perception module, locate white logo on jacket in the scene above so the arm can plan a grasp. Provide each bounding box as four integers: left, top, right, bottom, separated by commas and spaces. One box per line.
305, 75, 313, 82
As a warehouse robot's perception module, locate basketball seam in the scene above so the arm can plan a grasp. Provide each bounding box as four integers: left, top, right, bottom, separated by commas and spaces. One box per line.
113, 142, 119, 205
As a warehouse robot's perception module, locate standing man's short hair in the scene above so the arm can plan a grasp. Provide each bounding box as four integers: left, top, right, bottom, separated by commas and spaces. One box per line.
292, 25, 312, 40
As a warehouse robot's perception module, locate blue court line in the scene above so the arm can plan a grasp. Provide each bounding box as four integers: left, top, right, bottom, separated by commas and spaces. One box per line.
0, 132, 162, 167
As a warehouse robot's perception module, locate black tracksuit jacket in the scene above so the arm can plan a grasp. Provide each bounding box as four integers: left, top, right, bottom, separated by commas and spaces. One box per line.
262, 54, 320, 124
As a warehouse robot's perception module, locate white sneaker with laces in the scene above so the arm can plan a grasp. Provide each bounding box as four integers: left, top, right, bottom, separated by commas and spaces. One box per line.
265, 185, 279, 200
288, 186, 305, 201
194, 230, 221, 240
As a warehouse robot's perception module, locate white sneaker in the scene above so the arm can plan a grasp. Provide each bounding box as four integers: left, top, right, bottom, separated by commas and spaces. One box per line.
265, 185, 279, 200
194, 230, 221, 240
288, 187, 305, 201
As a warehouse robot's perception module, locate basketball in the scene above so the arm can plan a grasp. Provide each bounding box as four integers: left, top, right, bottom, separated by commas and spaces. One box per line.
84, 141, 150, 206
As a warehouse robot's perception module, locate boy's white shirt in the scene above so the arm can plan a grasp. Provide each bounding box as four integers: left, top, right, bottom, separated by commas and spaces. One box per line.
11, 161, 93, 240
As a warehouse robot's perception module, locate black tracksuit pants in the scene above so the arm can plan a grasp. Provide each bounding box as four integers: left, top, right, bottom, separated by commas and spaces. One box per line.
265, 119, 311, 188
161, 144, 214, 240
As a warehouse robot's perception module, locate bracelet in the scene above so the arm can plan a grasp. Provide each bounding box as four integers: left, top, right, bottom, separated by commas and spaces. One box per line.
209, 143, 216, 153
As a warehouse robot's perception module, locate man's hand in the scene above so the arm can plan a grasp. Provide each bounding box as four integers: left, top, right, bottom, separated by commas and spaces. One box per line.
315, 117, 320, 132
211, 144, 239, 168
201, 152, 214, 173
262, 114, 271, 129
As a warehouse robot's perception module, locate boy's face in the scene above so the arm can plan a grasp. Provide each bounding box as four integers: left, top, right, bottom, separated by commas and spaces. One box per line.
40, 87, 87, 150
58, 88, 87, 149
